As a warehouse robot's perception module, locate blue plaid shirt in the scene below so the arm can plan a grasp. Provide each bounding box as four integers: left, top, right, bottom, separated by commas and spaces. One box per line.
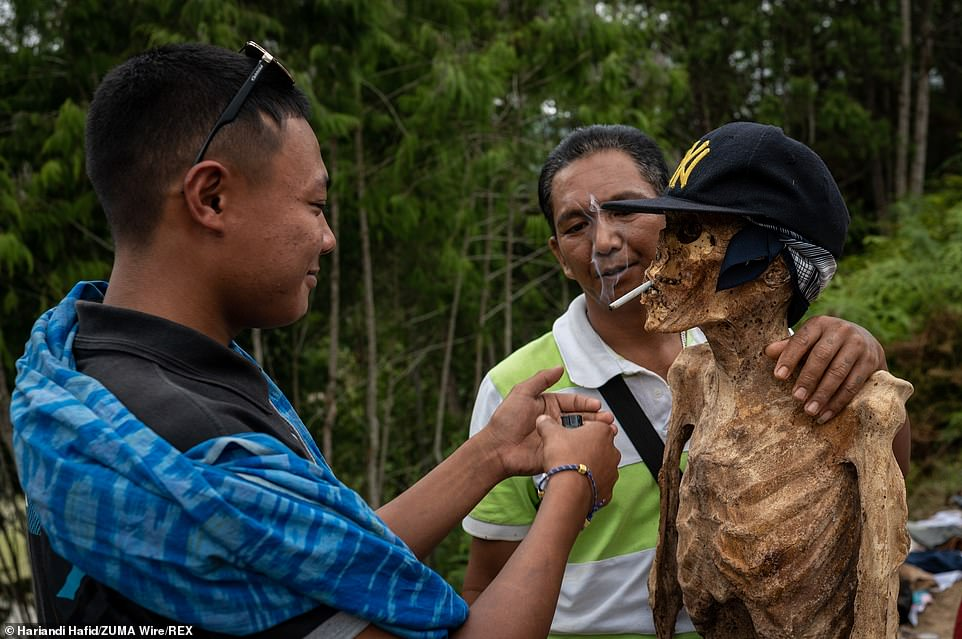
12, 281, 468, 636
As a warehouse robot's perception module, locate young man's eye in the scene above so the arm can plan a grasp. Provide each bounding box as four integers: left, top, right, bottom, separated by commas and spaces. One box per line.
311, 202, 327, 214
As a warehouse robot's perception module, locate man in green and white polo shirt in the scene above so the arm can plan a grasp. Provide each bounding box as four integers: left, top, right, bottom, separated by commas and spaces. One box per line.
461, 125, 905, 639
467, 293, 704, 637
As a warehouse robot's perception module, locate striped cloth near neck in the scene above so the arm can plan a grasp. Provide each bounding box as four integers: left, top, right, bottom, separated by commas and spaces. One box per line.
12, 281, 467, 637
753, 221, 837, 304
717, 220, 837, 324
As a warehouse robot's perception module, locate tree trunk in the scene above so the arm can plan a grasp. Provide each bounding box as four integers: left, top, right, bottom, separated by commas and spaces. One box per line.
866, 82, 890, 213
909, 0, 934, 196
503, 194, 514, 359
872, 151, 889, 215
687, 0, 712, 133
434, 229, 470, 464
806, 32, 816, 148
895, 0, 912, 199
323, 140, 341, 464
378, 373, 393, 496
474, 193, 494, 400
0, 364, 13, 479
1, 364, 20, 509
356, 119, 382, 507
290, 324, 303, 413
0, 359, 33, 621
251, 328, 264, 365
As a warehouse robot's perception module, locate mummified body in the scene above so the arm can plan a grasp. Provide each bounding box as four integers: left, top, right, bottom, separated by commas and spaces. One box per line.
645, 215, 911, 639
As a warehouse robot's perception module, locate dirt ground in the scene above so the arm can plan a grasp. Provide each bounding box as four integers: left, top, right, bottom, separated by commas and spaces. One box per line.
902, 579, 962, 638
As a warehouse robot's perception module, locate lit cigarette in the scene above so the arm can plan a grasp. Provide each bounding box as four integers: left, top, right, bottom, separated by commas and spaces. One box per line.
608, 280, 653, 310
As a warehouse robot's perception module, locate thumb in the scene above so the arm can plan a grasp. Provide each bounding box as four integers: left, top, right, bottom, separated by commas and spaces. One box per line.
517, 366, 565, 398
536, 414, 559, 437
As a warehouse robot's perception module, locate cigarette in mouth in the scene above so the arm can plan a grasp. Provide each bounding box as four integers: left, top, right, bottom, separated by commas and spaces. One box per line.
608, 280, 653, 310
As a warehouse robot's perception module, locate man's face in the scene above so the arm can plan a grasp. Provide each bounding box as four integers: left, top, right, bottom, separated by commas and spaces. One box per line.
643, 212, 741, 332
548, 150, 663, 310
223, 117, 335, 331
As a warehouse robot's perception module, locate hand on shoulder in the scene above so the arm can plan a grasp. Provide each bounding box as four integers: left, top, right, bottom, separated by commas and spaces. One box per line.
766, 316, 887, 424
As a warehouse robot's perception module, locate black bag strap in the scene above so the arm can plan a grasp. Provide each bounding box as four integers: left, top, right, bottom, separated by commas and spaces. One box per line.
598, 375, 668, 481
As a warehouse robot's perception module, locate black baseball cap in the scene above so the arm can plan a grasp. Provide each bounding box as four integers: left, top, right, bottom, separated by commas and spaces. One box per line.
602, 121, 850, 259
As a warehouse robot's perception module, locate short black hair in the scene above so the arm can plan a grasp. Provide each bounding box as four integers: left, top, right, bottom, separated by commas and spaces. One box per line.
537, 124, 669, 234
85, 42, 310, 247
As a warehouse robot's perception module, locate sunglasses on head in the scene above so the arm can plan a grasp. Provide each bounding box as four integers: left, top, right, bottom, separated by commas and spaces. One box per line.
192, 41, 295, 165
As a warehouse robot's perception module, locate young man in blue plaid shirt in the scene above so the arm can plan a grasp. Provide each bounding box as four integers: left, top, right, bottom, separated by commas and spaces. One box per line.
12, 42, 622, 638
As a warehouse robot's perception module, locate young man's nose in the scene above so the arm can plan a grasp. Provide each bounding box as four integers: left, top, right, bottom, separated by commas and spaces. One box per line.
319, 218, 337, 255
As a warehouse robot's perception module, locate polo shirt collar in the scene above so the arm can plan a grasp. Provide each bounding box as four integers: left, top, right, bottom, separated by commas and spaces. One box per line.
552, 294, 652, 389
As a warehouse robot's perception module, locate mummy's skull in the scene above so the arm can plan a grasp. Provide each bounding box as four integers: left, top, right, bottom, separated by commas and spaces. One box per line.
643, 213, 743, 333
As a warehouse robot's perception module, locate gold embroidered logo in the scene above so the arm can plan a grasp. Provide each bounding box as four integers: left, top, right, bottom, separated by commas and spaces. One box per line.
669, 139, 710, 189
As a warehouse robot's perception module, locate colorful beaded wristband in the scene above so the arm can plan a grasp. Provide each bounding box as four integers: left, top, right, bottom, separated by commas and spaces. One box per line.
536, 463, 602, 527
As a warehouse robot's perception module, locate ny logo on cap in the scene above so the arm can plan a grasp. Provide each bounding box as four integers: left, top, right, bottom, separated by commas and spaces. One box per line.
669, 139, 710, 189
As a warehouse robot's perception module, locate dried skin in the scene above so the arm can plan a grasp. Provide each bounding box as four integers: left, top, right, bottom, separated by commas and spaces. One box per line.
652, 343, 911, 639
646, 215, 911, 638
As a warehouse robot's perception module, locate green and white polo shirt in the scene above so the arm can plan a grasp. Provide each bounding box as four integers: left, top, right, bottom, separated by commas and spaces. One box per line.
463, 294, 702, 639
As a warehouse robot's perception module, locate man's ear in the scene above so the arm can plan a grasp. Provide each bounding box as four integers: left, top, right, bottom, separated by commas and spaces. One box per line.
182, 161, 231, 234
549, 235, 575, 280
763, 255, 793, 290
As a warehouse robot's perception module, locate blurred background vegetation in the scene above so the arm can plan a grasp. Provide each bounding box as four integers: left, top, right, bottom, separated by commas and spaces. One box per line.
1, 0, 960, 620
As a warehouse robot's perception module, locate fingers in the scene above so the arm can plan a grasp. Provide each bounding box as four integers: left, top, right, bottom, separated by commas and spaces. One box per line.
560, 411, 615, 428
566, 410, 615, 426
535, 413, 557, 437
509, 368, 603, 416
765, 338, 789, 367
513, 366, 565, 398
549, 390, 603, 414
790, 323, 845, 409
491, 369, 605, 477
537, 413, 616, 437
768, 318, 825, 382
804, 337, 881, 423
537, 416, 620, 505
767, 316, 886, 423
537, 415, 619, 461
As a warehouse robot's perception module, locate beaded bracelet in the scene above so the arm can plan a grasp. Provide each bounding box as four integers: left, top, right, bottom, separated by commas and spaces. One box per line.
536, 463, 602, 527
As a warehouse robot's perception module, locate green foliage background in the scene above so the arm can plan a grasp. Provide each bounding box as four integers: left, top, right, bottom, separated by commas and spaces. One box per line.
1, 0, 961, 619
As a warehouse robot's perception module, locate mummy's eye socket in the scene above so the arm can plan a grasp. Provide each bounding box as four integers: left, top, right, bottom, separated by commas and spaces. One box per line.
676, 219, 702, 244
